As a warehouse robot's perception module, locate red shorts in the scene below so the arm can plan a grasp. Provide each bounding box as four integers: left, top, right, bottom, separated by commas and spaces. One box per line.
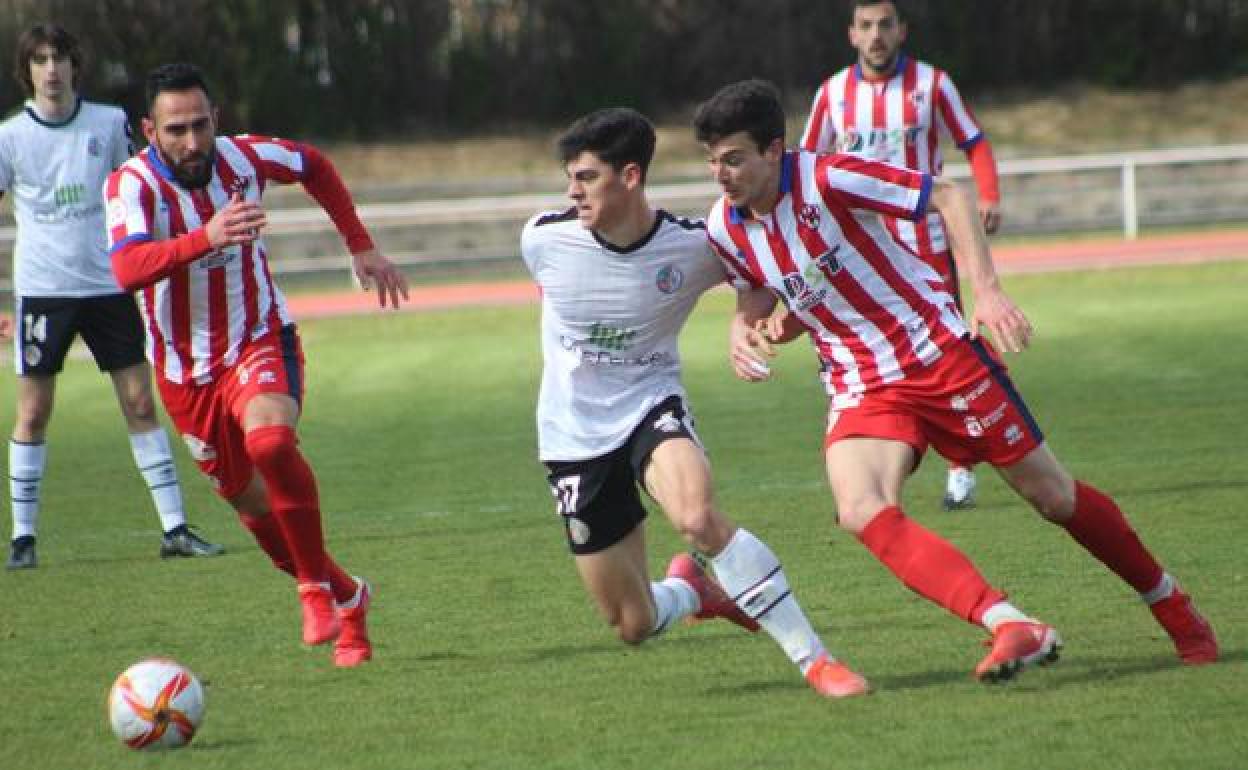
157, 325, 306, 498
824, 336, 1043, 468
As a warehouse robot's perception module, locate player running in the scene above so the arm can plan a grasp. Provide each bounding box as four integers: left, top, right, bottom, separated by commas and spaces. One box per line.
522, 107, 868, 698
801, 0, 1005, 510
694, 78, 1217, 681
105, 62, 408, 667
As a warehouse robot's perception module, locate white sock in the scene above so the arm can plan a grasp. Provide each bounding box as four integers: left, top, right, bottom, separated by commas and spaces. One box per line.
9, 439, 46, 539
1140, 572, 1176, 605
649, 577, 699, 637
710, 528, 826, 673
335, 577, 367, 611
980, 601, 1034, 631
129, 428, 186, 533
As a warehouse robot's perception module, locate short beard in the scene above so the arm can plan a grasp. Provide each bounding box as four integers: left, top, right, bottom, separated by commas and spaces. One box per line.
170, 151, 215, 189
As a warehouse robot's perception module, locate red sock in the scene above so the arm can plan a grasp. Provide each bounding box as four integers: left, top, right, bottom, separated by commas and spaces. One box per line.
326, 558, 357, 604
239, 511, 356, 602
244, 425, 327, 584
1062, 481, 1163, 593
858, 506, 1006, 625
238, 512, 294, 577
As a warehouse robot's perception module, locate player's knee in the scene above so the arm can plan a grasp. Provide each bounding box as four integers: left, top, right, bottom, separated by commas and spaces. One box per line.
671, 501, 731, 553
1017, 477, 1074, 522
243, 425, 298, 470
834, 495, 889, 534
122, 391, 157, 424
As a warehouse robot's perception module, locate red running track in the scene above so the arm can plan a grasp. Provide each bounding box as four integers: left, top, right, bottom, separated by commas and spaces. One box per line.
285, 228, 1248, 319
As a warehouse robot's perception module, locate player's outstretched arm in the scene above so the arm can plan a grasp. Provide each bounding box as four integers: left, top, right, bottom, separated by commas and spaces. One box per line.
730, 287, 779, 381
929, 178, 1032, 353
351, 248, 409, 309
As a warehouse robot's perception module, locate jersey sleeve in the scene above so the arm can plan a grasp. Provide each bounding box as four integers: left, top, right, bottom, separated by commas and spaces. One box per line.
816, 153, 932, 221
933, 71, 984, 150
0, 130, 13, 192
705, 202, 762, 290
111, 108, 135, 168
800, 79, 837, 153
105, 165, 212, 290
520, 214, 545, 278
232, 136, 375, 254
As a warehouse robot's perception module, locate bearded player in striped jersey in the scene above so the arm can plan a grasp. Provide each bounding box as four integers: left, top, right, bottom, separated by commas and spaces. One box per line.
522, 107, 868, 698
694, 79, 1216, 682
105, 63, 408, 667
1, 24, 223, 569
801, 0, 1003, 511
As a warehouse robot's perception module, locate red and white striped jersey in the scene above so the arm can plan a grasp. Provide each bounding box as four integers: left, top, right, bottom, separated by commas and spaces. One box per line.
800, 55, 984, 256
707, 150, 966, 409
105, 136, 304, 385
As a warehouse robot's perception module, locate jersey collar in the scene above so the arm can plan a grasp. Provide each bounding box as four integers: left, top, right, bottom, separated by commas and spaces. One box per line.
854, 52, 908, 82
729, 150, 795, 225
24, 97, 82, 128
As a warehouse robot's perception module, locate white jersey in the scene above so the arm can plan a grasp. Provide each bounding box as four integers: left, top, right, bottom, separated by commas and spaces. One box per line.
0, 99, 133, 296
521, 208, 726, 461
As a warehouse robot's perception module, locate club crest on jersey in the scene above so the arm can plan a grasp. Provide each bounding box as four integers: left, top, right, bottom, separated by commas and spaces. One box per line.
781, 272, 828, 312
798, 204, 821, 232
655, 264, 684, 294
228, 175, 253, 196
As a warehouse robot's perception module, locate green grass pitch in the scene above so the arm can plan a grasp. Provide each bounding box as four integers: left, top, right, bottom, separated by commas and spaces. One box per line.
0, 261, 1244, 769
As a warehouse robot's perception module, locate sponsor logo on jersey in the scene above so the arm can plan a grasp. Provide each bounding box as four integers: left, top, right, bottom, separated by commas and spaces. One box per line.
228, 175, 253, 197
587, 322, 636, 351
199, 247, 240, 270
53, 183, 86, 206
655, 264, 684, 294
781, 272, 828, 312
1004, 424, 1023, 445
964, 416, 984, 438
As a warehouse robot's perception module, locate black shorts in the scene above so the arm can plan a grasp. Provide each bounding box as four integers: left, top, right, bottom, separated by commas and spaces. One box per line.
544, 394, 701, 555
13, 294, 146, 376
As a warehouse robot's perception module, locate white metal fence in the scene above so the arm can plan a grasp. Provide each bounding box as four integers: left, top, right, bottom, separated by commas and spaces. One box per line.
3, 143, 1247, 286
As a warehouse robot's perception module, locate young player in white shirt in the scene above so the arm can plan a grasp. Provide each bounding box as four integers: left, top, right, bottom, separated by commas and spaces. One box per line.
522, 107, 869, 698
0, 24, 222, 569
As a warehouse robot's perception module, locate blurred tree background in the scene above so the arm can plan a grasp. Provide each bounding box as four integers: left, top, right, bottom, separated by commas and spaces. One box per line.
1, 0, 1245, 140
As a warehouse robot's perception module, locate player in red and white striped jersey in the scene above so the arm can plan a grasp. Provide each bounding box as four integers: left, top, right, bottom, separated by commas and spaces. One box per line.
693, 79, 1216, 680
801, 0, 1003, 510
106, 63, 408, 668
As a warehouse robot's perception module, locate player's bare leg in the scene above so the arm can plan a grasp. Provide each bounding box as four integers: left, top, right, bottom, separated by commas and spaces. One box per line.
7, 375, 53, 569
998, 443, 1217, 664
110, 362, 222, 558
647, 438, 867, 697
828, 437, 1059, 681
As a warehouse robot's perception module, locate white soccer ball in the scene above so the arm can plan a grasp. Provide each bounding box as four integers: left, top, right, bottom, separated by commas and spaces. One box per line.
107, 658, 205, 750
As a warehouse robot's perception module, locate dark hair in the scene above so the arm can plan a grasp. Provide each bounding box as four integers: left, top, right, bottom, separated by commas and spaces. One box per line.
556, 107, 656, 181
14, 23, 82, 96
145, 62, 211, 113
693, 79, 786, 152
851, 0, 904, 20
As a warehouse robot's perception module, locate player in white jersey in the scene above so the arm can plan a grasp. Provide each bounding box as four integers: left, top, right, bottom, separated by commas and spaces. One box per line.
693, 79, 1216, 681
800, 0, 1004, 510
522, 107, 868, 698
0, 24, 222, 569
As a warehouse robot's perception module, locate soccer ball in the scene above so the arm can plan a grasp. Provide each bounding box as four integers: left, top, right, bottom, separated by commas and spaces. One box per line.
107, 658, 205, 750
